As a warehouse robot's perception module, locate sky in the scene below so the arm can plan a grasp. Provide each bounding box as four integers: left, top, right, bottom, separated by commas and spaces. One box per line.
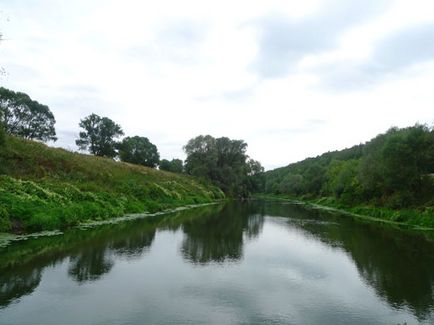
0, 0, 433, 170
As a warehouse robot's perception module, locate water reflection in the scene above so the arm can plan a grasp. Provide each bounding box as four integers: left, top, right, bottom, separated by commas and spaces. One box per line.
0, 201, 433, 323
0, 268, 41, 309
181, 203, 264, 264
68, 225, 156, 283
260, 201, 434, 321
0, 215, 159, 305
0, 205, 223, 307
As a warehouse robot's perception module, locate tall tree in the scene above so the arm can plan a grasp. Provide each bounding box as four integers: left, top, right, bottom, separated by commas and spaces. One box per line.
184, 135, 263, 196
0, 87, 57, 142
76, 114, 124, 158
118, 136, 160, 167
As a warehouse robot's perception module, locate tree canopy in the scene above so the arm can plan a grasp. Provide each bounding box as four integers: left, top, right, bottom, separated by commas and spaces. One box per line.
0, 87, 57, 142
118, 136, 160, 167
184, 135, 263, 197
262, 124, 434, 208
75, 114, 124, 158
159, 159, 184, 173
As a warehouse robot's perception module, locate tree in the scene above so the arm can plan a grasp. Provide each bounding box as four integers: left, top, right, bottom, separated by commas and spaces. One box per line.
184, 135, 218, 179
360, 124, 434, 207
245, 159, 265, 193
184, 135, 262, 196
0, 87, 57, 142
0, 124, 5, 146
118, 136, 160, 167
159, 159, 184, 173
75, 114, 123, 158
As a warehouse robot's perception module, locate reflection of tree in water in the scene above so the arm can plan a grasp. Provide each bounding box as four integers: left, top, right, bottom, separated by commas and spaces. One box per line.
68, 249, 114, 283
0, 267, 42, 309
181, 202, 264, 264
262, 201, 434, 321
68, 223, 156, 283
111, 230, 155, 259
0, 218, 158, 307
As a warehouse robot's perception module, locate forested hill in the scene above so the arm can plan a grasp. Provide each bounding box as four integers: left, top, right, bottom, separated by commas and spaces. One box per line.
0, 136, 224, 233
261, 124, 434, 226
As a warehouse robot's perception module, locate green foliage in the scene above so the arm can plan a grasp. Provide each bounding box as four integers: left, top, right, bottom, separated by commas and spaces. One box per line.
118, 136, 159, 167
360, 124, 434, 207
0, 87, 57, 142
75, 113, 124, 158
0, 124, 5, 146
184, 135, 263, 197
0, 205, 11, 232
159, 159, 184, 173
0, 136, 224, 233
262, 124, 434, 214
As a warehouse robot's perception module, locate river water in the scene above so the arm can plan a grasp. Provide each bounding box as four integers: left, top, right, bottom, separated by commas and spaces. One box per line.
0, 201, 433, 324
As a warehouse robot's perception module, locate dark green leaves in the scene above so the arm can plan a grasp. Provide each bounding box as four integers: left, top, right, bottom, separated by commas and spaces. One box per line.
184, 135, 263, 197
118, 136, 160, 167
75, 114, 124, 158
159, 159, 184, 173
0, 87, 57, 142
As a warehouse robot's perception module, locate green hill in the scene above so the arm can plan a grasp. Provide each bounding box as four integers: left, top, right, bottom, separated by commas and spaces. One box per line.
260, 125, 434, 228
0, 136, 224, 233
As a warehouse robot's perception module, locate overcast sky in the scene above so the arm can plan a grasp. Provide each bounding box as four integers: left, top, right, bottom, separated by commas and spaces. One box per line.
1, 0, 433, 169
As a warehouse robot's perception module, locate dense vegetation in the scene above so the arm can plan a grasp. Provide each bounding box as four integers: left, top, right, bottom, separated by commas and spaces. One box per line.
183, 135, 264, 197
1, 85, 433, 230
261, 124, 434, 227
159, 158, 184, 173
0, 135, 224, 233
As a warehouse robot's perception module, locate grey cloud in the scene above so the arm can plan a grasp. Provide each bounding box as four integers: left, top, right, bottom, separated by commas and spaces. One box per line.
253, 119, 327, 138
157, 20, 207, 47
372, 23, 434, 71
128, 20, 208, 65
317, 23, 434, 90
251, 0, 391, 78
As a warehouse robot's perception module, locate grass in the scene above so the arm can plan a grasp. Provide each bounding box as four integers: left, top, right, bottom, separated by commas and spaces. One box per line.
0, 136, 225, 233
255, 194, 434, 230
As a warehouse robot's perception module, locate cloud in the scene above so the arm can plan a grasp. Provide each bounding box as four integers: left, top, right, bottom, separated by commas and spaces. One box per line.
196, 85, 256, 102
128, 19, 208, 66
316, 22, 434, 90
250, 0, 391, 78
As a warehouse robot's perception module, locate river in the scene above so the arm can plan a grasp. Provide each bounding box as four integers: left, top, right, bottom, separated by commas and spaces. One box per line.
0, 201, 433, 324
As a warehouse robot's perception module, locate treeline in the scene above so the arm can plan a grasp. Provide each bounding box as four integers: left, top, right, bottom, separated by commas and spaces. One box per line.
263, 124, 434, 209
1, 87, 263, 197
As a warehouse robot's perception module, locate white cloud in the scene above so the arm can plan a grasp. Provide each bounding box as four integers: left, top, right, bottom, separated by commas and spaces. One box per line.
0, 0, 433, 169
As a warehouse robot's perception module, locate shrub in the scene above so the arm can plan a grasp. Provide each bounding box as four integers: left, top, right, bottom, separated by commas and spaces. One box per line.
0, 206, 11, 232
0, 126, 5, 146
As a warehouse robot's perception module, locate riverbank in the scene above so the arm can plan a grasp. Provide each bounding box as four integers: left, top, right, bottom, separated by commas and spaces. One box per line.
0, 202, 223, 249
0, 136, 225, 233
254, 194, 434, 231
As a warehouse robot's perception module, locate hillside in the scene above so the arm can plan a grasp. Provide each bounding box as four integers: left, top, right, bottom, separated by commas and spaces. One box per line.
261, 125, 434, 228
0, 136, 224, 233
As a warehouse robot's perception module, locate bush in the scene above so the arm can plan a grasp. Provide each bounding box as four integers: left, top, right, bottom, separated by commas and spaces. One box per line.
0, 126, 5, 146
0, 206, 11, 232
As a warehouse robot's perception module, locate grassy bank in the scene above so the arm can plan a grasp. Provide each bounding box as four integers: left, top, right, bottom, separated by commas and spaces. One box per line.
0, 136, 224, 233
255, 194, 434, 230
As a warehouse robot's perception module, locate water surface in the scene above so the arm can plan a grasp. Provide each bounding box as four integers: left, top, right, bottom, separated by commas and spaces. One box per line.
0, 201, 433, 324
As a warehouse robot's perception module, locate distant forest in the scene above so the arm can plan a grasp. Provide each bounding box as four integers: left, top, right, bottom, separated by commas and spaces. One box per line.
261, 124, 434, 210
